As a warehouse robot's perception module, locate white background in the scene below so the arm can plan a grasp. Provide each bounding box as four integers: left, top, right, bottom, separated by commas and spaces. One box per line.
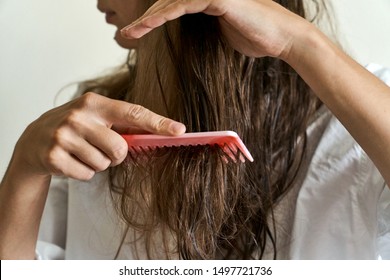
2, 260, 389, 280
0, 0, 390, 177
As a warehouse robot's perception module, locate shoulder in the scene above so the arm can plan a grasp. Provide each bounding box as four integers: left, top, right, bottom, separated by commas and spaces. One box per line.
289, 105, 386, 259
302, 103, 385, 202
308, 111, 384, 188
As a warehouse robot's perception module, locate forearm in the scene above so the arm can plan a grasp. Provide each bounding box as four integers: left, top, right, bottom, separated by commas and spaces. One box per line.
0, 155, 51, 259
285, 23, 390, 185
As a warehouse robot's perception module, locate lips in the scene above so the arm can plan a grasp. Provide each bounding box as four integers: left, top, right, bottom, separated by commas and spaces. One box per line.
105, 11, 116, 24
97, 4, 117, 24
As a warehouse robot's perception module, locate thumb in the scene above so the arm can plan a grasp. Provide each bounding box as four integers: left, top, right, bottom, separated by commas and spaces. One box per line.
98, 97, 186, 136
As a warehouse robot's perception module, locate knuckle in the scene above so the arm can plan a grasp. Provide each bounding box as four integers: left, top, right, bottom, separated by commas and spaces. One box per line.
47, 107, 88, 144
153, 117, 169, 132
72, 168, 95, 182
81, 171, 96, 181
51, 126, 70, 147
126, 104, 146, 122
61, 110, 84, 131
94, 158, 112, 172
110, 144, 128, 165
70, 92, 100, 113
44, 148, 63, 175
79, 92, 98, 107
66, 110, 81, 124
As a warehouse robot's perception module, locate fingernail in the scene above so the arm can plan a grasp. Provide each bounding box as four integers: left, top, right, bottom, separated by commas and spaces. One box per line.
120, 27, 130, 38
121, 20, 138, 32
121, 22, 136, 37
170, 122, 186, 135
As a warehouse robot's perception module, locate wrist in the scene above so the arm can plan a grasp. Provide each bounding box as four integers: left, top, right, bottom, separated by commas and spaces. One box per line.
1, 151, 51, 194
280, 21, 330, 67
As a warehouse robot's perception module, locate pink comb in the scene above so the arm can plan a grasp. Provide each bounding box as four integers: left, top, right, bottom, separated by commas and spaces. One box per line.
121, 131, 254, 163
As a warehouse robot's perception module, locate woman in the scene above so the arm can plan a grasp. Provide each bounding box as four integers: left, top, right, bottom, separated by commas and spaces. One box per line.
0, 0, 389, 259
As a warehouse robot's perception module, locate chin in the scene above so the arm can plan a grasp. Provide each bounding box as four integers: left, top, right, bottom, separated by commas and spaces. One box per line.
115, 30, 138, 49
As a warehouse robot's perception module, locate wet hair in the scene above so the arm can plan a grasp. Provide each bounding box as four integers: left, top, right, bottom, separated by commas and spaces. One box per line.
82, 0, 331, 259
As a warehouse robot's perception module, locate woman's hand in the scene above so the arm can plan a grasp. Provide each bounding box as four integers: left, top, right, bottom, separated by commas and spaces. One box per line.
122, 0, 390, 188
0, 92, 185, 259
14, 92, 186, 181
120, 0, 308, 59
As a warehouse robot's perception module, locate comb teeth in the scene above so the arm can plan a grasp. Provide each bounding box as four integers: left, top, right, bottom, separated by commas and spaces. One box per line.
121, 131, 254, 163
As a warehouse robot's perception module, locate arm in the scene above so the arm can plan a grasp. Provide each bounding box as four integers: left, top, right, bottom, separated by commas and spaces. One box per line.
0, 167, 51, 259
121, 0, 390, 185
0, 92, 186, 259
285, 27, 390, 185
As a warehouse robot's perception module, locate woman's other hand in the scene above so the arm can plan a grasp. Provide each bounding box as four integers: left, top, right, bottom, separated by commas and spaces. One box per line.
120, 0, 308, 59
121, 0, 390, 187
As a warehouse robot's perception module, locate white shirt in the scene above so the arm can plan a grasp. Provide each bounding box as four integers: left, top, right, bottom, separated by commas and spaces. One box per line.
36, 64, 390, 260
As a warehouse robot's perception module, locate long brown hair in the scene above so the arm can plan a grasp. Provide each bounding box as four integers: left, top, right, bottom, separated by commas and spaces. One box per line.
82, 0, 331, 259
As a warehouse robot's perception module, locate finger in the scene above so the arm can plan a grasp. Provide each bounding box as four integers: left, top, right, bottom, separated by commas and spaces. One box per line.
99, 98, 186, 136
121, 0, 216, 39
49, 120, 115, 171
45, 147, 95, 181
112, 124, 150, 135
82, 126, 128, 166
67, 137, 114, 171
